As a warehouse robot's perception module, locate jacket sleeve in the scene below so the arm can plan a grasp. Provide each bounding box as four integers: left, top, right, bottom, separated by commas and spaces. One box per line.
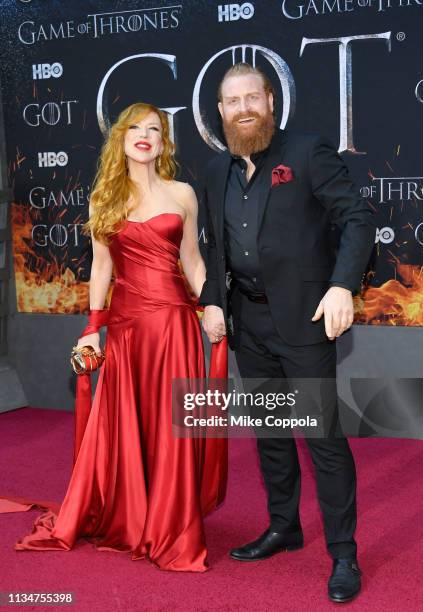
198, 184, 222, 307
308, 135, 376, 294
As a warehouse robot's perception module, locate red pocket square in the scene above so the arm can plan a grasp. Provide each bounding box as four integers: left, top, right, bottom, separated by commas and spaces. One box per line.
272, 164, 294, 187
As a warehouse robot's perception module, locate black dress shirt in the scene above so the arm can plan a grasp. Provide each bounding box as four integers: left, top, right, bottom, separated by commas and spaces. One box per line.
224, 147, 270, 294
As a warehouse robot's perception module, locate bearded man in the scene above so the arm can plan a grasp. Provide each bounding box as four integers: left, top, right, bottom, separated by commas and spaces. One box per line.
199, 62, 375, 603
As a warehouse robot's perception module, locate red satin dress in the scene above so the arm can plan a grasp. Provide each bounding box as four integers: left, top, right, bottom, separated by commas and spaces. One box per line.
0, 212, 228, 572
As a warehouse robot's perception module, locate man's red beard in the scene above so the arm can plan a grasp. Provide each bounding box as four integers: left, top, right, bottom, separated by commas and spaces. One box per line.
222, 110, 275, 157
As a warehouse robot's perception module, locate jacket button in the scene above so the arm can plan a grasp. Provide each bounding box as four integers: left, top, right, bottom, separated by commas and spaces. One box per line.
221, 255, 225, 261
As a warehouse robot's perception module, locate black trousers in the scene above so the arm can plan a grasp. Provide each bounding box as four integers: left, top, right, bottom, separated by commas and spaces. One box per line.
231, 288, 357, 559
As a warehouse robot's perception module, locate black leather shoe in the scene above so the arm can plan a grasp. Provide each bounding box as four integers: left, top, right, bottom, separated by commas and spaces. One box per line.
229, 528, 303, 561
328, 558, 362, 603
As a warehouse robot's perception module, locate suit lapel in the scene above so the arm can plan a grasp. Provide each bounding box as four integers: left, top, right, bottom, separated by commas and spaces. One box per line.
257, 129, 289, 234
214, 151, 232, 241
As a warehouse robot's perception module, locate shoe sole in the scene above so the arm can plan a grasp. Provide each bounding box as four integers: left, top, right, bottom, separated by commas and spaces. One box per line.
328, 591, 360, 604
229, 542, 304, 561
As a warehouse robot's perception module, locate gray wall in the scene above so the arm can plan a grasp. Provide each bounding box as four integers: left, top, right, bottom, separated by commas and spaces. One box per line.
0, 70, 27, 413
7, 311, 423, 422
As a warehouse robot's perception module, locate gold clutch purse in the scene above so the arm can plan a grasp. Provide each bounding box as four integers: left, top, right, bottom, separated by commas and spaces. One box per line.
70, 345, 105, 374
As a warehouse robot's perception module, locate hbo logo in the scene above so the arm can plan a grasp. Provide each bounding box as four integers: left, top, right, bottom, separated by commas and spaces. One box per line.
218, 2, 254, 22
32, 62, 63, 80
38, 151, 68, 168
375, 227, 395, 244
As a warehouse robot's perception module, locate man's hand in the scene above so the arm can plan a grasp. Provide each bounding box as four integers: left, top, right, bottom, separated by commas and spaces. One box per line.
202, 305, 226, 343
311, 286, 354, 340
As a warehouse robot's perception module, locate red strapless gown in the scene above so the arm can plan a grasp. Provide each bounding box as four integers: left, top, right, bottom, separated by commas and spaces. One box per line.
0, 213, 228, 572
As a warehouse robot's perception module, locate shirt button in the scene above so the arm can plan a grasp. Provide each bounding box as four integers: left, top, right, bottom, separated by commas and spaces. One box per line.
252, 277, 257, 282
242, 222, 248, 228
244, 251, 249, 256
243, 194, 248, 200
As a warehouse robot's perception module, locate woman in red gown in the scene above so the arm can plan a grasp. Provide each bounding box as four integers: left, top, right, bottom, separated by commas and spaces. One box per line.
0, 103, 227, 571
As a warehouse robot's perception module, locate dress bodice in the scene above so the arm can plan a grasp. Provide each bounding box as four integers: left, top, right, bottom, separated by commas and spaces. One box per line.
108, 213, 192, 320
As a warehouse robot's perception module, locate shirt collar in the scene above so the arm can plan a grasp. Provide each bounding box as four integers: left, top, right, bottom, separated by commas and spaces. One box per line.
230, 144, 270, 169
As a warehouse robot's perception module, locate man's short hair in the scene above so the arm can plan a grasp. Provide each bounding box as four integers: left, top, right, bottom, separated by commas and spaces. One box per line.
217, 62, 275, 102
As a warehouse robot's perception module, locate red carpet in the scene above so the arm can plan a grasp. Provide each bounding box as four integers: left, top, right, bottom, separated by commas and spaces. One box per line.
1, 407, 423, 611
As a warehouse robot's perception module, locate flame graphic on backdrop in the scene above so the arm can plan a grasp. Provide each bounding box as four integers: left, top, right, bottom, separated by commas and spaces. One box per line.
11, 203, 90, 313
11, 204, 199, 316
10, 203, 423, 324
354, 264, 423, 326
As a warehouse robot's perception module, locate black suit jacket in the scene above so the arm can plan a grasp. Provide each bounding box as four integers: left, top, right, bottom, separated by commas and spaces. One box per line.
199, 129, 376, 348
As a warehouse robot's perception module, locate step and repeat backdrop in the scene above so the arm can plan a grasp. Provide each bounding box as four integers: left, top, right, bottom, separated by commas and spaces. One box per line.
0, 0, 422, 323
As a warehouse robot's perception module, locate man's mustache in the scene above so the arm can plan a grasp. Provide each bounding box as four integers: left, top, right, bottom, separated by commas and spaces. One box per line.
229, 111, 262, 124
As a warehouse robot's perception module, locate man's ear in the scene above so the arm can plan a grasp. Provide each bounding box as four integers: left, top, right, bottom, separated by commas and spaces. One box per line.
218, 101, 223, 118
268, 93, 274, 113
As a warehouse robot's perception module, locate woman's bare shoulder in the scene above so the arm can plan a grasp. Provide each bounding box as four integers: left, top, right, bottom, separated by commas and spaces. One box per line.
165, 180, 197, 211
166, 179, 196, 199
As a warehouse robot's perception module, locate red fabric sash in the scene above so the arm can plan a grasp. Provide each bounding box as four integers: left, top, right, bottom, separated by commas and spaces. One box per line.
79, 309, 109, 339
73, 308, 110, 463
